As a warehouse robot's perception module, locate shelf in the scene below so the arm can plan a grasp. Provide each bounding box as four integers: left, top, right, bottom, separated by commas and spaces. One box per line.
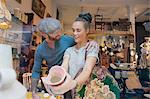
88, 31, 134, 36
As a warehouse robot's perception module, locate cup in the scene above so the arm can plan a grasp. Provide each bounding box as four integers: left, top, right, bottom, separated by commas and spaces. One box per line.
115, 71, 121, 79
122, 71, 128, 78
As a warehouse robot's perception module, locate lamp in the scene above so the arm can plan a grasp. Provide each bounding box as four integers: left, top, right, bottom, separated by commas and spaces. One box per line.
0, 0, 11, 30
130, 49, 135, 57
0, 44, 27, 99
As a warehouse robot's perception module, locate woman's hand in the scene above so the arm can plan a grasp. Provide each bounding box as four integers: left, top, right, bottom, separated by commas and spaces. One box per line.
42, 73, 77, 95
41, 77, 54, 95
51, 73, 77, 95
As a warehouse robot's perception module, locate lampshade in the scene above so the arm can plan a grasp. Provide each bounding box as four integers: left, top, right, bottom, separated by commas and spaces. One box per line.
0, 0, 11, 30
0, 44, 13, 68
130, 50, 135, 57
0, 44, 27, 99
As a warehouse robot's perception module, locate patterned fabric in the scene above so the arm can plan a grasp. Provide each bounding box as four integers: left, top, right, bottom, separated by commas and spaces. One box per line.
75, 66, 120, 99
64, 45, 99, 79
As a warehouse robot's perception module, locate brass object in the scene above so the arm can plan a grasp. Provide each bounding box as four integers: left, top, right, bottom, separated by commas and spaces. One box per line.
0, 0, 11, 29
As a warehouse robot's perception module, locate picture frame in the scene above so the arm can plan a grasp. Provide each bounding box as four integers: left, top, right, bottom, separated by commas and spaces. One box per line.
32, 0, 46, 18
16, 0, 22, 4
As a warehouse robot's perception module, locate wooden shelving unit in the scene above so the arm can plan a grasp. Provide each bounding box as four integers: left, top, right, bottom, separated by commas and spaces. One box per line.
88, 30, 134, 68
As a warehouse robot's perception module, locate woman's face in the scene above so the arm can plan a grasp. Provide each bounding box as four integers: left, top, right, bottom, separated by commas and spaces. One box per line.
72, 21, 88, 43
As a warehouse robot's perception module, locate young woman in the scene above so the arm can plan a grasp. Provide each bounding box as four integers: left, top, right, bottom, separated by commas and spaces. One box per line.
43, 13, 120, 99
62, 12, 99, 84
47, 13, 99, 98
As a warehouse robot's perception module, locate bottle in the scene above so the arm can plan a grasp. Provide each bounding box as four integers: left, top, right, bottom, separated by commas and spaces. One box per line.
37, 80, 42, 92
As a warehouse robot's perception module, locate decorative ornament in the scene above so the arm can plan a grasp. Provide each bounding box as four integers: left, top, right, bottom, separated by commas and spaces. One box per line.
0, 0, 11, 30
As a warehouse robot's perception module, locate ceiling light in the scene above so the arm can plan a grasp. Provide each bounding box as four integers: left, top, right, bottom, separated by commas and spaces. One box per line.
80, 0, 85, 2
135, 11, 139, 14
0, 0, 12, 30
145, 12, 150, 16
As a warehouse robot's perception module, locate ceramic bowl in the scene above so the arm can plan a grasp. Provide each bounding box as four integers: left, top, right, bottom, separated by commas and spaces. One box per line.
47, 66, 66, 86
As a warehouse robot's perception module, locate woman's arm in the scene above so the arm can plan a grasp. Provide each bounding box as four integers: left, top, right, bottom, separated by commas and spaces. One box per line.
44, 57, 96, 95
61, 55, 70, 72
75, 56, 97, 85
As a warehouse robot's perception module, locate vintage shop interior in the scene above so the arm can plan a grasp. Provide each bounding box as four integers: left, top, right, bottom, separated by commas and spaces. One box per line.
0, 0, 150, 99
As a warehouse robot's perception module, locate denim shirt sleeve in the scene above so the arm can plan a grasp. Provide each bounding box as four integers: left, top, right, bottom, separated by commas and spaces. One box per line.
32, 46, 43, 79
